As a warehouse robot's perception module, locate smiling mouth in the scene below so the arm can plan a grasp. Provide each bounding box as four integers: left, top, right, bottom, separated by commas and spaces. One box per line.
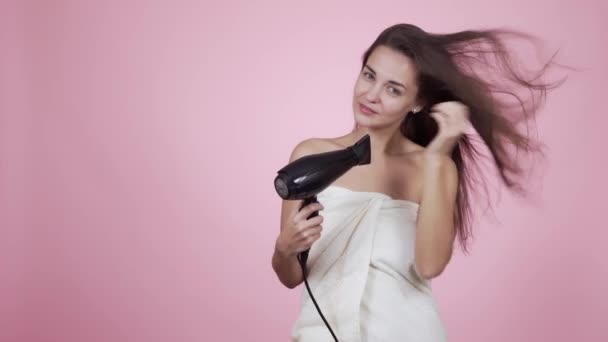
359, 103, 378, 115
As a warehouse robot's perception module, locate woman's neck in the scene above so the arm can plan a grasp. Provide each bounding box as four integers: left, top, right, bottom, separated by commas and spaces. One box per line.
351, 125, 422, 158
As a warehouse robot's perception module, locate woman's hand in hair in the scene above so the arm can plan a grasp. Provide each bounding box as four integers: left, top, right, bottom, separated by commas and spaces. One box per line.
425, 101, 470, 156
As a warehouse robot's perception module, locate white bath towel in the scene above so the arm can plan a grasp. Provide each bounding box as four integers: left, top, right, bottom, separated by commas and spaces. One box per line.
290, 185, 448, 342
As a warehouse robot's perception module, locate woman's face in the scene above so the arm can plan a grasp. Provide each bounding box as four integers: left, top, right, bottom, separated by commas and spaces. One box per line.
352, 45, 421, 128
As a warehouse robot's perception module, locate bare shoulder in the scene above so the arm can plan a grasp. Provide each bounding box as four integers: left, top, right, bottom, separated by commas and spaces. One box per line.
289, 137, 344, 162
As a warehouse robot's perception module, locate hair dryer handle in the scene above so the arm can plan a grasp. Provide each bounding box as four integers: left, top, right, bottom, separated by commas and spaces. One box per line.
297, 195, 319, 272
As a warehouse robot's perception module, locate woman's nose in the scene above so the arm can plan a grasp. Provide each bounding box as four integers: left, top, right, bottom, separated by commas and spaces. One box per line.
365, 85, 381, 102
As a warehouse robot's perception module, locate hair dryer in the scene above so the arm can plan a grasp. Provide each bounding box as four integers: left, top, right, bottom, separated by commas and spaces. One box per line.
274, 134, 371, 267
273, 134, 370, 342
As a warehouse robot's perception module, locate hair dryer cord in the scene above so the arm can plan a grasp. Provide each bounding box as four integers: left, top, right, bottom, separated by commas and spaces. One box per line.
297, 252, 340, 342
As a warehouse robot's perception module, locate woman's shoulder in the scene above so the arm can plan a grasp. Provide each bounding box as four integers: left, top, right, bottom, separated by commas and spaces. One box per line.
289, 136, 349, 161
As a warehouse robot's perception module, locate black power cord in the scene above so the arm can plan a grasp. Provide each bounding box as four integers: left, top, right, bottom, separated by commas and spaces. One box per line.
298, 246, 339, 341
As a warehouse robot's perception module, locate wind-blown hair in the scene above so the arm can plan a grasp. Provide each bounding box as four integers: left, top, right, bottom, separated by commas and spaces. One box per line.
357, 23, 565, 253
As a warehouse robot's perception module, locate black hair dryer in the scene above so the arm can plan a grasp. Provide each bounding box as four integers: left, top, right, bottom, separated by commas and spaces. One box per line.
274, 135, 371, 269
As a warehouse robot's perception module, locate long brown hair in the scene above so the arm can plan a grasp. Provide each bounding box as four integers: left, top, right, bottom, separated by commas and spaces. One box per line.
358, 23, 565, 253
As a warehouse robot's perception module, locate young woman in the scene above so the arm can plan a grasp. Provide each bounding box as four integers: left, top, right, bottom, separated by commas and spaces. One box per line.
272, 23, 561, 341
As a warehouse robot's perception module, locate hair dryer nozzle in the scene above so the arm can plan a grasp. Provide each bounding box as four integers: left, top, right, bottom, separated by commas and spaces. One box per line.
350, 134, 371, 165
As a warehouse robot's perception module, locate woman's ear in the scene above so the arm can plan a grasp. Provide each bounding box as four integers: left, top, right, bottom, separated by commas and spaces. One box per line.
412, 102, 426, 113
414, 98, 427, 113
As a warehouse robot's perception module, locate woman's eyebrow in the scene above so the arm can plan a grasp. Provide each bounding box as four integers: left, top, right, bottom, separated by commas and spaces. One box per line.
364, 65, 406, 89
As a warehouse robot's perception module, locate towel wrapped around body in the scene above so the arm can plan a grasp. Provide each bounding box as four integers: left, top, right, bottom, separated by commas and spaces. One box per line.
290, 185, 448, 342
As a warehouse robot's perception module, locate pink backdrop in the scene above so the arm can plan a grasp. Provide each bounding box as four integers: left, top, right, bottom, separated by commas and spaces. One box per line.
2, 0, 607, 341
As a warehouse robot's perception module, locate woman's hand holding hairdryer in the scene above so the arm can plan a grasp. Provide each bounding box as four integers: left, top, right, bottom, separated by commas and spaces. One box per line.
275, 202, 325, 258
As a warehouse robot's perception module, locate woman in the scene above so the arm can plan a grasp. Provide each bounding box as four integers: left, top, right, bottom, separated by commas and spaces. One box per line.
271, 23, 561, 341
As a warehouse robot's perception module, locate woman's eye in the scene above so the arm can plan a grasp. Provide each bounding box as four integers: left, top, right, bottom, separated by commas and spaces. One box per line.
363, 72, 374, 80
388, 87, 401, 95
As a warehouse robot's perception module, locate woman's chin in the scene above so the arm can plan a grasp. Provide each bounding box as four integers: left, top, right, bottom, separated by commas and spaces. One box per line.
354, 114, 380, 127
354, 115, 403, 130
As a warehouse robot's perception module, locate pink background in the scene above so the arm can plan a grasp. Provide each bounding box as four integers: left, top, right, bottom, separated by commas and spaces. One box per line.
2, 0, 607, 341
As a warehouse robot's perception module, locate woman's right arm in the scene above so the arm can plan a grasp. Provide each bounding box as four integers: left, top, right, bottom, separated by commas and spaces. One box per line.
272, 139, 325, 289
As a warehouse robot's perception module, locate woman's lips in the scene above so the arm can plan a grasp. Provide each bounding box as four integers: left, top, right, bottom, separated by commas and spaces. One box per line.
359, 103, 378, 115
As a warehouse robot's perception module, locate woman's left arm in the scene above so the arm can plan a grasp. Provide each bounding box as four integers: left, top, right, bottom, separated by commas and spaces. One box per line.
413, 101, 469, 280
414, 153, 458, 280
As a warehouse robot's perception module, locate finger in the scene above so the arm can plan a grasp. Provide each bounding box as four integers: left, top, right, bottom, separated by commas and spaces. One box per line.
292, 201, 319, 223
303, 223, 323, 235
433, 100, 463, 111
430, 112, 447, 128
290, 199, 304, 217
296, 215, 324, 233
305, 232, 322, 245
430, 102, 449, 113
293, 235, 321, 253
297, 232, 322, 250
305, 215, 324, 228
434, 109, 452, 120
296, 243, 316, 254
297, 224, 323, 240
294, 202, 324, 223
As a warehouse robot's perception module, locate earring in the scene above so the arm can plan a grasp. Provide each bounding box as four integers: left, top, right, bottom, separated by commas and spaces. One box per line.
411, 108, 419, 114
